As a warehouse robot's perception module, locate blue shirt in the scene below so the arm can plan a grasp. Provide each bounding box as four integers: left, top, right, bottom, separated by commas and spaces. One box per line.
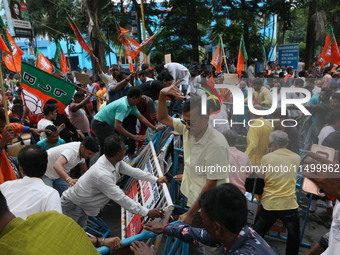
164, 224, 275, 255
36, 138, 66, 150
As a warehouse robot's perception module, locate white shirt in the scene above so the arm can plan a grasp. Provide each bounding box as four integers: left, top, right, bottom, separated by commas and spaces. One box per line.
37, 118, 53, 140
62, 155, 158, 216
313, 86, 321, 95
318, 126, 335, 145
98, 72, 117, 86
188, 75, 203, 96
164, 63, 191, 90
247, 65, 255, 80
322, 201, 340, 255
287, 89, 305, 118
45, 142, 85, 179
87, 83, 97, 101
0, 177, 61, 219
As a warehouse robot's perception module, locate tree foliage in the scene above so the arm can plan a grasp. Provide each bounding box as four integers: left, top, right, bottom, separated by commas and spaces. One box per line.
25, 0, 340, 69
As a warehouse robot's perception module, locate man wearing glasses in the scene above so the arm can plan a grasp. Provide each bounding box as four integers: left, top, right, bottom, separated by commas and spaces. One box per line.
157, 84, 230, 255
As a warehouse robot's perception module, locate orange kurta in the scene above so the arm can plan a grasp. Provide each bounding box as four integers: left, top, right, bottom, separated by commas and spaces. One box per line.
0, 123, 26, 184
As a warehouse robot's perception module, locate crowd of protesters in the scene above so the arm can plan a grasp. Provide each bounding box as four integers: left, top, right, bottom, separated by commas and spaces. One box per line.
0, 57, 340, 255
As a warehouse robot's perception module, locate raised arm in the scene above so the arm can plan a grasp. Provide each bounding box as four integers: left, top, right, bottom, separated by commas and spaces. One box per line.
70, 95, 91, 112
158, 81, 183, 127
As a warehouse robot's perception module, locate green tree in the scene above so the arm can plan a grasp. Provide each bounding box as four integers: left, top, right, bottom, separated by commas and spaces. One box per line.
150, 0, 212, 64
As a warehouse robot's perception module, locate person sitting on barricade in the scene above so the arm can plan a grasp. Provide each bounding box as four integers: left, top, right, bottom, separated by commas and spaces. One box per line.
61, 135, 167, 228
130, 183, 275, 255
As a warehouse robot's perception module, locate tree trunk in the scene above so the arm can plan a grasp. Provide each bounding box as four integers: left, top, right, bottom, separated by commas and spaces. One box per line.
305, 0, 317, 69
276, 21, 285, 45
187, 2, 199, 62
131, 0, 155, 37
81, 0, 106, 80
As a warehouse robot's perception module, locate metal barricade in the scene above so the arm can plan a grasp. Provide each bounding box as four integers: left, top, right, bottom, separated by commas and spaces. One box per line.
120, 141, 174, 252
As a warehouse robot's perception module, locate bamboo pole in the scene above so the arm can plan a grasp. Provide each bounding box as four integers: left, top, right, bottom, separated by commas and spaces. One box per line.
140, 0, 147, 64
219, 34, 229, 74
0, 54, 10, 125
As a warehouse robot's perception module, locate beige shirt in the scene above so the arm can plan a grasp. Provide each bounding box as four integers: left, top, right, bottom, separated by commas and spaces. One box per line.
173, 118, 229, 206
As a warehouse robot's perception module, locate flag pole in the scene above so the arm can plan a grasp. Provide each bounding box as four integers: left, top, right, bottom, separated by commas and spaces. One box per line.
140, 0, 147, 64
219, 34, 229, 74
0, 52, 10, 125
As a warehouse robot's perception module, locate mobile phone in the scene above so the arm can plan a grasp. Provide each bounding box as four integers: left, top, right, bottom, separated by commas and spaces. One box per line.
302, 178, 325, 197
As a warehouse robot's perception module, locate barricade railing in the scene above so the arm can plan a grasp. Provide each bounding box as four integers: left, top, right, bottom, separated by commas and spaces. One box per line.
97, 220, 183, 254
158, 133, 175, 175
120, 141, 174, 252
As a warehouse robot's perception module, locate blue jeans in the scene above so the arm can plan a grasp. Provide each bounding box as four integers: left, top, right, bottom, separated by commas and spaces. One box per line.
42, 175, 69, 196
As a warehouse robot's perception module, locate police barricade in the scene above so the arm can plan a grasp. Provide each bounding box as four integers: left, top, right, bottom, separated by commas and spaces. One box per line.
158, 134, 174, 175
157, 130, 175, 175
120, 141, 174, 252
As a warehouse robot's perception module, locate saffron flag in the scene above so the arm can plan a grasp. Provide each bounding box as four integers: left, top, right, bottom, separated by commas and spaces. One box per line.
118, 26, 140, 59
211, 36, 223, 73
52, 67, 69, 81
21, 63, 76, 115
2, 30, 24, 72
138, 27, 164, 55
67, 17, 94, 55
0, 17, 12, 55
54, 42, 69, 75
36, 50, 54, 74
236, 35, 248, 76
318, 25, 340, 68
127, 56, 134, 73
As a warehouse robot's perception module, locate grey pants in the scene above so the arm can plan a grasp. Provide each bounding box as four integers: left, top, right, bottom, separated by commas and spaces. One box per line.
61, 196, 88, 228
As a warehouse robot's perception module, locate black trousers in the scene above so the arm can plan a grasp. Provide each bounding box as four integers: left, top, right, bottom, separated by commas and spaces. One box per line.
254, 206, 300, 255
91, 119, 117, 155
122, 114, 137, 156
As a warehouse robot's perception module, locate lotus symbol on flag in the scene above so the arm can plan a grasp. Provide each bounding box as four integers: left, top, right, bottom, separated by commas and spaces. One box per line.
41, 58, 51, 70
214, 55, 220, 65
22, 88, 44, 115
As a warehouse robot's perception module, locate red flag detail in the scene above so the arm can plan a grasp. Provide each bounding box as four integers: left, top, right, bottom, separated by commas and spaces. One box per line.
318, 25, 340, 68
127, 56, 134, 73
211, 38, 223, 73
2, 30, 24, 72
67, 18, 94, 55
118, 26, 140, 59
60, 50, 69, 74
237, 35, 248, 76
36, 52, 54, 73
